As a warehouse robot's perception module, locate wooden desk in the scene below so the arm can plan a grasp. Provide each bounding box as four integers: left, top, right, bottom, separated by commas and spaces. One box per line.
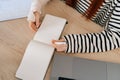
0, 0, 120, 80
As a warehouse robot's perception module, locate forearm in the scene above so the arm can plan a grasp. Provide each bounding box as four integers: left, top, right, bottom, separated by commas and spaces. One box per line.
64, 2, 120, 53
63, 30, 120, 53
27, 0, 50, 21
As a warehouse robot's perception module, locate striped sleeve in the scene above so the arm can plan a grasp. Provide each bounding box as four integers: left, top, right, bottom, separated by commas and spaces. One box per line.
63, 1, 120, 53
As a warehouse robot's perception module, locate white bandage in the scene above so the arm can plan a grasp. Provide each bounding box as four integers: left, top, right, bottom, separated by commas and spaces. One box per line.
55, 42, 66, 45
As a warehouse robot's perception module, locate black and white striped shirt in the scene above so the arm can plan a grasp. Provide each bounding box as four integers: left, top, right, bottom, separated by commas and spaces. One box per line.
63, 0, 120, 53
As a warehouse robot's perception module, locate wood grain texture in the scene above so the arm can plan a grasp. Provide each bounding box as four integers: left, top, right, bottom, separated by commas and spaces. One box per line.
0, 0, 120, 80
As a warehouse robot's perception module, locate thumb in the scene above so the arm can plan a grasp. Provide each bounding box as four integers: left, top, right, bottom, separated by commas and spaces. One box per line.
34, 12, 41, 28
35, 17, 40, 28
36, 20, 40, 28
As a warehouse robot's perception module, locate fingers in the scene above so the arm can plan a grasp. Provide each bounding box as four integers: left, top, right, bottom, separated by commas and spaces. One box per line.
52, 39, 65, 43
53, 43, 67, 52
51, 39, 67, 52
35, 11, 41, 28
28, 11, 41, 32
35, 15, 41, 28
28, 22, 38, 32
36, 20, 40, 28
28, 17, 40, 32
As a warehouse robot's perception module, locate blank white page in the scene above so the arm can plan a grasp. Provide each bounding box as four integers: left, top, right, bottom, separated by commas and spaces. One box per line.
34, 14, 67, 45
16, 40, 54, 80
16, 14, 67, 80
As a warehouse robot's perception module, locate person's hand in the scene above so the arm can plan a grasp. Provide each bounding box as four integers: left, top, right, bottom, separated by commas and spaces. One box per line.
52, 39, 67, 52
28, 11, 41, 31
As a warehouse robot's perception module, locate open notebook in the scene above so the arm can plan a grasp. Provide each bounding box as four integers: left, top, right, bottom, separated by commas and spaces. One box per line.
16, 14, 67, 80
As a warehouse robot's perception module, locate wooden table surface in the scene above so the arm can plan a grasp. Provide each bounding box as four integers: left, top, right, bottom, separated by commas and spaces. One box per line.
0, 0, 120, 80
